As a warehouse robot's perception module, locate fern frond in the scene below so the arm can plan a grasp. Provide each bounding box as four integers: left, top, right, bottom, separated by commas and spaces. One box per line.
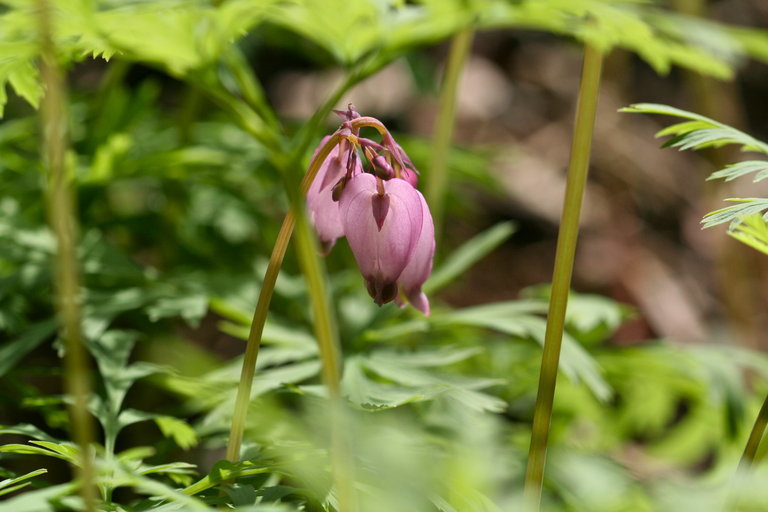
728, 214, 768, 257
702, 199, 768, 229
622, 103, 768, 155
707, 161, 768, 183
624, 103, 768, 249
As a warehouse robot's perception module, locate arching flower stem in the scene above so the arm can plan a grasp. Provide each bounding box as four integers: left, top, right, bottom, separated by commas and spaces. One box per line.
226, 133, 341, 463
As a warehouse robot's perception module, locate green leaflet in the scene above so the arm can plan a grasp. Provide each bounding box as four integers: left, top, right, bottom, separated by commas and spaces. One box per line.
0, 469, 48, 498
624, 103, 768, 237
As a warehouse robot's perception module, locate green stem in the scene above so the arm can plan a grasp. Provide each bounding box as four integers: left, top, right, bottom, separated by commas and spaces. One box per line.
38, 2, 97, 511
293, 214, 342, 394
225, 134, 341, 462
293, 203, 354, 512
426, 28, 474, 239
740, 392, 768, 468
523, 43, 604, 509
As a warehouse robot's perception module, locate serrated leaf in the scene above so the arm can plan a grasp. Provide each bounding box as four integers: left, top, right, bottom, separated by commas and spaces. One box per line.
8, 61, 42, 108
728, 213, 768, 256
702, 198, 768, 228
155, 416, 199, 450
622, 103, 768, 154
708, 160, 768, 182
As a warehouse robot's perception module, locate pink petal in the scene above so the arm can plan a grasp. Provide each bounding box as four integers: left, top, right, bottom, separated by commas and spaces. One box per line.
396, 191, 434, 315
306, 139, 360, 249
400, 168, 418, 188
340, 175, 423, 303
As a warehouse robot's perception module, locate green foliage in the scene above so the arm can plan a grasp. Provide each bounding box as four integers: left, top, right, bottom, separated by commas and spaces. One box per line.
0, 469, 47, 497
729, 213, 768, 257
623, 103, 768, 247
2, 0, 767, 119
2, 1, 768, 511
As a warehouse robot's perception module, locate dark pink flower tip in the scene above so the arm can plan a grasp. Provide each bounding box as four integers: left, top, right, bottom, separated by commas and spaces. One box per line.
340, 174, 423, 305
307, 137, 360, 250
396, 190, 434, 315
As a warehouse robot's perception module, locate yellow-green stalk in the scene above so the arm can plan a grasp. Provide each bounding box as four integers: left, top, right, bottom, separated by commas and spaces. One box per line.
523, 43, 604, 509
225, 134, 341, 462
427, 28, 474, 239
38, 1, 97, 510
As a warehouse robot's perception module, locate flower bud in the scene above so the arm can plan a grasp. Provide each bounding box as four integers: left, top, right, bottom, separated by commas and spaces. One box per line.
400, 167, 418, 188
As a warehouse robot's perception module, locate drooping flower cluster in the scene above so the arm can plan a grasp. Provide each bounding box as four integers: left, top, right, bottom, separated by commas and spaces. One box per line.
306, 105, 435, 315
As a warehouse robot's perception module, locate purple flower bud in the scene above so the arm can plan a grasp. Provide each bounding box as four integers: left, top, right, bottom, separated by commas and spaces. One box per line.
339, 174, 424, 306
307, 137, 361, 252
372, 155, 394, 180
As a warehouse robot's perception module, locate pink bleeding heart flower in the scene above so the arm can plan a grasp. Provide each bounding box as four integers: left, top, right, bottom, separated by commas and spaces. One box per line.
339, 173, 424, 306
394, 190, 434, 315
306, 137, 361, 252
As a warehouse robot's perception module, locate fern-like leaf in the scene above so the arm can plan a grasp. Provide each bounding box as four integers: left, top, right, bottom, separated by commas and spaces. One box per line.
622, 103, 768, 155
727, 213, 768, 256
624, 103, 768, 249
707, 160, 768, 183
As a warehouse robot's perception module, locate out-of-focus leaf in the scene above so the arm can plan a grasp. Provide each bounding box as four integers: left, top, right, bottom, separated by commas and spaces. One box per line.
0, 424, 60, 443
0, 442, 78, 465
146, 294, 209, 327
435, 302, 612, 401
155, 416, 199, 450
138, 462, 197, 477
182, 460, 273, 496
0, 469, 47, 497
343, 348, 506, 412
523, 286, 631, 343
728, 213, 768, 256
0, 483, 72, 512
0, 320, 56, 377
425, 222, 516, 294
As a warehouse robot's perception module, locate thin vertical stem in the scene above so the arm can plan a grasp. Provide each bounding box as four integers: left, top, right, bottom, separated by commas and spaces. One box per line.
225, 134, 340, 462
426, 28, 474, 239
740, 392, 768, 467
523, 43, 604, 509
293, 211, 355, 512
38, 2, 97, 511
